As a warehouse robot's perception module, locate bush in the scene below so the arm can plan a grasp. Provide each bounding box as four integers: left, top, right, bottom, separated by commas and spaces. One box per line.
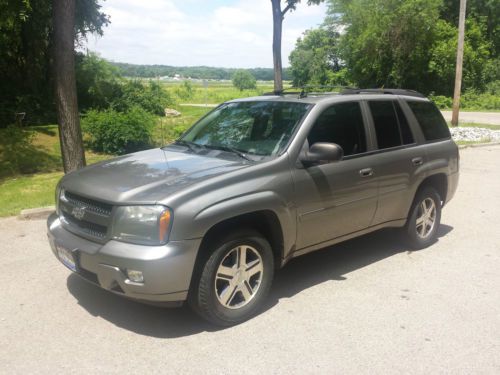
429, 94, 453, 109
113, 80, 174, 116
82, 107, 156, 155
174, 80, 196, 101
429, 91, 500, 111
232, 70, 257, 91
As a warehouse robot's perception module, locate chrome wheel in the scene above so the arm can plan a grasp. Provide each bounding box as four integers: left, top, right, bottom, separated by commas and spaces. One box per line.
214, 245, 263, 309
416, 198, 437, 239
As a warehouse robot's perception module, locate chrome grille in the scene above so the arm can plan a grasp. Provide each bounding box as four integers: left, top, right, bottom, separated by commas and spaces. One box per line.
64, 191, 112, 216
59, 191, 113, 242
63, 214, 107, 239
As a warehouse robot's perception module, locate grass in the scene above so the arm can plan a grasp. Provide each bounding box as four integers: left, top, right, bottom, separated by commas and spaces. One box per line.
0, 124, 112, 217
0, 172, 62, 217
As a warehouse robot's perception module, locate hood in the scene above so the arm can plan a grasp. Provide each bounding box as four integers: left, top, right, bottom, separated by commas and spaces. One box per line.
60, 146, 249, 204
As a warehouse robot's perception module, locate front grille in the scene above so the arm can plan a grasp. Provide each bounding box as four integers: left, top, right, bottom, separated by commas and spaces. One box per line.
59, 191, 113, 242
63, 214, 107, 239
64, 191, 113, 217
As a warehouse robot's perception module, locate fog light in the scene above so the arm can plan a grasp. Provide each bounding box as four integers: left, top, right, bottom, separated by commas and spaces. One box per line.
127, 269, 144, 283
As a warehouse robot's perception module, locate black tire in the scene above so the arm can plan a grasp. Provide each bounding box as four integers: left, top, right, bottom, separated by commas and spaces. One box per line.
405, 187, 442, 249
188, 229, 274, 326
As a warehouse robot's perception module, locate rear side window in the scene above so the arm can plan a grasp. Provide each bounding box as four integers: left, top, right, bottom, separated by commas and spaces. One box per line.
368, 101, 414, 149
406, 101, 450, 141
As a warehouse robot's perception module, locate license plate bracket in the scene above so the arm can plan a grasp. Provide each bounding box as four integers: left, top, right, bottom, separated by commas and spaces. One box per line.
56, 245, 77, 272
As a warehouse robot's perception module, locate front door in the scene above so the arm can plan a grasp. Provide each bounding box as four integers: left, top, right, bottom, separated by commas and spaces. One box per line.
293, 101, 378, 249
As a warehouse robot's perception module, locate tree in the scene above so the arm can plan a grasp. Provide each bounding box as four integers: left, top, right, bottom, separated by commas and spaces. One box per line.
0, 0, 109, 127
326, 0, 496, 95
270, 0, 324, 93
232, 70, 257, 91
289, 27, 346, 87
53, 0, 86, 172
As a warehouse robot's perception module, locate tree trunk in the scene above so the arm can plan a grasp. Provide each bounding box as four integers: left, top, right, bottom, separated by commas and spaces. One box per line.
53, 0, 86, 172
271, 0, 283, 93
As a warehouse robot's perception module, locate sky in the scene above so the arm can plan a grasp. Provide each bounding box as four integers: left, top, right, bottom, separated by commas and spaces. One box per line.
85, 0, 328, 68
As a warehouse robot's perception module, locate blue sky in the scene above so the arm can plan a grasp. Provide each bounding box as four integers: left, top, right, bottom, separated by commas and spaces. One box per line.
85, 0, 327, 68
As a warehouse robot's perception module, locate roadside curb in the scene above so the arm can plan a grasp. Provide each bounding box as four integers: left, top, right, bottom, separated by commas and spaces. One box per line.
458, 141, 500, 150
19, 206, 55, 220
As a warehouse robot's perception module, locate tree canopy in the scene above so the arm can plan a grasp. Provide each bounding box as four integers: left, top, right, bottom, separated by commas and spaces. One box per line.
0, 0, 109, 127
288, 0, 499, 96
232, 70, 257, 91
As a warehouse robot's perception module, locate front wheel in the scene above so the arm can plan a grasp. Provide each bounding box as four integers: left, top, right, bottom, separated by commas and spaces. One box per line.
189, 230, 274, 326
405, 187, 442, 249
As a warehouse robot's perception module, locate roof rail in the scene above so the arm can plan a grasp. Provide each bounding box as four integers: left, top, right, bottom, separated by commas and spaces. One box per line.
263, 85, 353, 98
340, 88, 425, 98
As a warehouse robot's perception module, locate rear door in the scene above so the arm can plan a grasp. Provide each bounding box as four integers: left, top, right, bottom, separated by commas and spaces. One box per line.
365, 99, 427, 224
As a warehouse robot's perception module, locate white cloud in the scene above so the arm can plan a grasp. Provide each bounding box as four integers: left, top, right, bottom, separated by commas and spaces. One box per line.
86, 0, 327, 68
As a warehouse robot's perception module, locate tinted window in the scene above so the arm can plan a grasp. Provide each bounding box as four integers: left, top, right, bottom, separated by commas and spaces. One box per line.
406, 101, 451, 141
307, 102, 366, 156
395, 102, 414, 144
369, 101, 401, 149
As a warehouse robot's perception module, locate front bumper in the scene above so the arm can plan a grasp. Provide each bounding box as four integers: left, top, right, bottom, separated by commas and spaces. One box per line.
47, 213, 201, 305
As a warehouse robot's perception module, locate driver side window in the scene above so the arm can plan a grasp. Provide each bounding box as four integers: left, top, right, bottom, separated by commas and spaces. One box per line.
307, 102, 367, 157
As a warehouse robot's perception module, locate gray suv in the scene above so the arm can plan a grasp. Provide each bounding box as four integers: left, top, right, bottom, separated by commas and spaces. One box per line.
47, 88, 459, 325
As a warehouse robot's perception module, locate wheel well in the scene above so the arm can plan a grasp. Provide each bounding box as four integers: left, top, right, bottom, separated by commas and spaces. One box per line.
417, 174, 448, 205
190, 211, 284, 290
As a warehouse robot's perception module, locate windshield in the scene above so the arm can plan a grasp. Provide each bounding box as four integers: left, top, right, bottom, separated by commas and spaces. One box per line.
180, 101, 311, 157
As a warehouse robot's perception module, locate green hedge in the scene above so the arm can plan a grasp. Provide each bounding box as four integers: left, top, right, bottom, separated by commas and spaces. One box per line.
82, 107, 156, 155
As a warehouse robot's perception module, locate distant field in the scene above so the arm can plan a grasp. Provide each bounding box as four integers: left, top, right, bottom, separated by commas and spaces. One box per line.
163, 80, 290, 105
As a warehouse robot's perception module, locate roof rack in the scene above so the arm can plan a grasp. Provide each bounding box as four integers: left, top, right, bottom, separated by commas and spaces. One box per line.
263, 85, 352, 98
340, 88, 425, 98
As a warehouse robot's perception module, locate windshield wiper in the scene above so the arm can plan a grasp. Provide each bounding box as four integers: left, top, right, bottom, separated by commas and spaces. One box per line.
172, 140, 204, 152
203, 145, 252, 161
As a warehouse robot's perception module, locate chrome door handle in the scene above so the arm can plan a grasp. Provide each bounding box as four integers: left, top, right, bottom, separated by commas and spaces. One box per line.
412, 157, 423, 166
359, 168, 374, 177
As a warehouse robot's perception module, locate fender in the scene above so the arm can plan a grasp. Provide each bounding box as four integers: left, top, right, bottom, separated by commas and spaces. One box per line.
176, 191, 296, 260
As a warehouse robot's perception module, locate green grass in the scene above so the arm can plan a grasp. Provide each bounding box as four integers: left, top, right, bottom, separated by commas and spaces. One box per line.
154, 105, 212, 145
0, 172, 62, 217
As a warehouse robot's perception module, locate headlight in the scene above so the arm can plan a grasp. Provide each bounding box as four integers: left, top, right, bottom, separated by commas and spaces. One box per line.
111, 205, 172, 246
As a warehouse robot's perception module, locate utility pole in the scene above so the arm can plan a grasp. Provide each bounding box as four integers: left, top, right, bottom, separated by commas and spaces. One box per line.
451, 0, 467, 127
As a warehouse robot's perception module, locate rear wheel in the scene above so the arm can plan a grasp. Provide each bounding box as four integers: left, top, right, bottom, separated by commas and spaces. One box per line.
189, 230, 274, 326
405, 187, 442, 249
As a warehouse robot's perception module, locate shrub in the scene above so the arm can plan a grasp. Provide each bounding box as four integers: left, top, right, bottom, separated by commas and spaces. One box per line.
174, 80, 196, 101
429, 91, 500, 111
232, 70, 257, 91
82, 107, 156, 155
113, 80, 174, 116
429, 94, 453, 109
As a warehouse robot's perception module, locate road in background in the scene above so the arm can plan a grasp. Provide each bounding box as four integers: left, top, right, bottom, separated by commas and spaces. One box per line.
441, 111, 500, 125
0, 146, 499, 374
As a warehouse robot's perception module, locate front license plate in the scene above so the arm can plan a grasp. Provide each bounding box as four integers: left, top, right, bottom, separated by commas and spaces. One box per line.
57, 245, 77, 272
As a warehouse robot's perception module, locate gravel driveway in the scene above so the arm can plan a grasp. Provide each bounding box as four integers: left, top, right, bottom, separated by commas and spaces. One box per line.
1, 145, 499, 374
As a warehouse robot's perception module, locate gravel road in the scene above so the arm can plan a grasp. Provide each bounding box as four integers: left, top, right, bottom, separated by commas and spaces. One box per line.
441, 111, 500, 125
1, 145, 499, 374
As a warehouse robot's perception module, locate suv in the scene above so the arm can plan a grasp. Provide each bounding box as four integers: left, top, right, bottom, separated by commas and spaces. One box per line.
47, 88, 459, 325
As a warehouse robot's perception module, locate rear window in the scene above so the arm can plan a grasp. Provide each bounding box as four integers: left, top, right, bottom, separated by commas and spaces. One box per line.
406, 101, 450, 141
368, 101, 414, 149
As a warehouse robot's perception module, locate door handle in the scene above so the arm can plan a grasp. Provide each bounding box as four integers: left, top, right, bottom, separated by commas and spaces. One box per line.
412, 157, 424, 166
359, 168, 374, 177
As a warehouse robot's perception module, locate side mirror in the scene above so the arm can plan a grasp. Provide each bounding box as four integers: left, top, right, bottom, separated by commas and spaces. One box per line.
301, 142, 343, 167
